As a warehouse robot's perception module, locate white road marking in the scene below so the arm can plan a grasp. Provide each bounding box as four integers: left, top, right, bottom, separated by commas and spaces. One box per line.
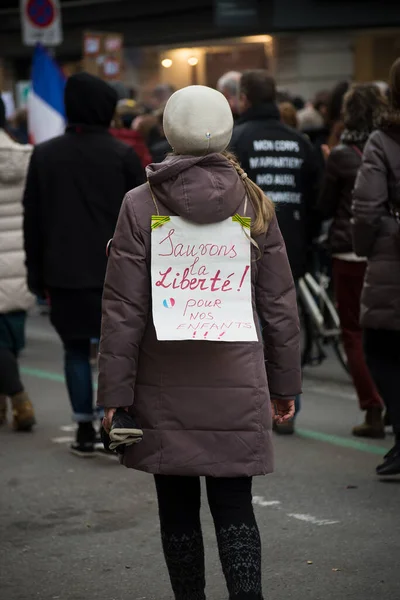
287, 513, 340, 526
252, 496, 281, 507
51, 436, 74, 444
252, 496, 339, 526
60, 425, 76, 432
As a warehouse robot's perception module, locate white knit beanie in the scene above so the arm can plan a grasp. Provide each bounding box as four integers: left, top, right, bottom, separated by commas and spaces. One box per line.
163, 85, 234, 155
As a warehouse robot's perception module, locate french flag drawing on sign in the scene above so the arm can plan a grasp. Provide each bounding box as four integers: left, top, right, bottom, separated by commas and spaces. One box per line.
28, 44, 66, 144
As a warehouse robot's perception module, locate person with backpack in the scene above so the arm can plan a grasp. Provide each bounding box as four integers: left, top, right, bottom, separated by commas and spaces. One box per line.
318, 83, 386, 439
98, 85, 301, 599
353, 59, 400, 476
23, 73, 144, 457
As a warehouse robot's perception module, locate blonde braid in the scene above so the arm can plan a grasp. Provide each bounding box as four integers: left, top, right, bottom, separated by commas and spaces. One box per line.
223, 151, 275, 236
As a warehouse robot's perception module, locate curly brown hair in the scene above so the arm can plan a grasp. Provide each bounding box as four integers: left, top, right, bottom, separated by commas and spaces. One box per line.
343, 83, 387, 133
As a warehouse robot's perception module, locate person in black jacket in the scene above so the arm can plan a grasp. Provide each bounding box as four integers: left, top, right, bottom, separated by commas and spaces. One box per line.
23, 73, 144, 457
231, 70, 320, 283
231, 70, 320, 434
318, 83, 386, 439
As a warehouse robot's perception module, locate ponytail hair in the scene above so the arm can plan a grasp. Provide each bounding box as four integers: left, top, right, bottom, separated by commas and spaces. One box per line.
223, 151, 275, 237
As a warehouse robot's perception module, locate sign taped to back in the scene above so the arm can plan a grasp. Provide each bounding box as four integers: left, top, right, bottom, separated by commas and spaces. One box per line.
151, 216, 257, 342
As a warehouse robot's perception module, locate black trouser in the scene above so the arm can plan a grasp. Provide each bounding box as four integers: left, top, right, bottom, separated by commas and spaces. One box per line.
364, 328, 400, 440
0, 347, 23, 396
154, 475, 263, 600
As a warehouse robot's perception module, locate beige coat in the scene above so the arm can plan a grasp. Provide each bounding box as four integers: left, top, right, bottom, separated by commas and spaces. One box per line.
0, 130, 34, 314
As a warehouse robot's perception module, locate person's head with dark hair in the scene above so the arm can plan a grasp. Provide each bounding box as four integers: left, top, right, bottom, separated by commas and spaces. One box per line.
388, 57, 400, 111
276, 90, 291, 104
292, 95, 305, 111
239, 70, 276, 114
342, 83, 386, 136
327, 80, 350, 125
0, 96, 6, 129
313, 90, 331, 119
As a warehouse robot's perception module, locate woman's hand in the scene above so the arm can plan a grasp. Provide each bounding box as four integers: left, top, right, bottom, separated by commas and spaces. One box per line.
271, 399, 295, 424
102, 407, 130, 432
102, 408, 117, 433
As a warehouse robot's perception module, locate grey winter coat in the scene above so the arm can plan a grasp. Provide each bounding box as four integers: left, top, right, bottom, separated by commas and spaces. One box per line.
353, 125, 400, 330
97, 153, 301, 477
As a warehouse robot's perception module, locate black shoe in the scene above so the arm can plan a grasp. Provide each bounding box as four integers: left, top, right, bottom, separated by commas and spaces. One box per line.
70, 422, 96, 458
376, 444, 400, 476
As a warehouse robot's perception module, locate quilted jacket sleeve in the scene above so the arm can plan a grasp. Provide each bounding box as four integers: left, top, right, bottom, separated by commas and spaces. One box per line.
256, 215, 301, 399
23, 148, 45, 297
97, 193, 150, 408
352, 132, 388, 257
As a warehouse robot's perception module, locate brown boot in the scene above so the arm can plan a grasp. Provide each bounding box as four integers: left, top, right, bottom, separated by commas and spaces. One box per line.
11, 391, 36, 432
0, 395, 7, 425
352, 407, 385, 439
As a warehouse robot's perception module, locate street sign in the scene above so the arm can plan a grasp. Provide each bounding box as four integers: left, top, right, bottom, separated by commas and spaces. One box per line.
20, 0, 63, 46
83, 31, 124, 82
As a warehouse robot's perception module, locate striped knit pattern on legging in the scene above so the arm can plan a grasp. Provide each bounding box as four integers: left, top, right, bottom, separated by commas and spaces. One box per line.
154, 474, 263, 600
216, 522, 263, 599
160, 528, 206, 600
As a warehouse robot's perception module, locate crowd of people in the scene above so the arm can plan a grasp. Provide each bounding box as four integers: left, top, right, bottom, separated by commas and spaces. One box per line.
1, 57, 400, 598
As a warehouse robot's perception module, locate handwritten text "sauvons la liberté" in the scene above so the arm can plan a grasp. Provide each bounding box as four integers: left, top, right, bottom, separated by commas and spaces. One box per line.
158, 228, 238, 259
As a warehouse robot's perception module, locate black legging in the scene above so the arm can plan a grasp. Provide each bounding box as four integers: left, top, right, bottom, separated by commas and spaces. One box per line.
154, 475, 263, 600
0, 347, 23, 396
364, 328, 400, 440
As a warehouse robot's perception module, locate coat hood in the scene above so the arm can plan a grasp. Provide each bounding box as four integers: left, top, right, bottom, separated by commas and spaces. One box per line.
65, 73, 118, 127
146, 153, 246, 224
0, 130, 32, 184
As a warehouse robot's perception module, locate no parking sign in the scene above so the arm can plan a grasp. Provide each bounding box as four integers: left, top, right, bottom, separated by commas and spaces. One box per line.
20, 0, 63, 46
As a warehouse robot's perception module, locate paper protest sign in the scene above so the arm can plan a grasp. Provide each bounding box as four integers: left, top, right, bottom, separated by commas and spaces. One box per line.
151, 215, 257, 342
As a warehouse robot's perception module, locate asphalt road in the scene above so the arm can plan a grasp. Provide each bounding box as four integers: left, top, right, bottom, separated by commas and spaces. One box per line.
0, 314, 399, 600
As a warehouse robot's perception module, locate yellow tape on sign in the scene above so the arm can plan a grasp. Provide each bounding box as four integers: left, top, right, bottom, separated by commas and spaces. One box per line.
232, 214, 251, 229
151, 215, 171, 230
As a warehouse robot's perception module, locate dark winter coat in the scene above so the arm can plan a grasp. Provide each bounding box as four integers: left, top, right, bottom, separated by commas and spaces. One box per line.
97, 153, 301, 477
23, 73, 145, 296
231, 104, 321, 279
353, 122, 400, 331
318, 141, 363, 253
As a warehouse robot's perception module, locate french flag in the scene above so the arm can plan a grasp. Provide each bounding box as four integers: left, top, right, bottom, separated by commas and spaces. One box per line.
28, 45, 66, 145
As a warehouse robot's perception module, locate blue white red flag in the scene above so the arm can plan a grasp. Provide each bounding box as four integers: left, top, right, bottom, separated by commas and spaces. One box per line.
28, 44, 66, 144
